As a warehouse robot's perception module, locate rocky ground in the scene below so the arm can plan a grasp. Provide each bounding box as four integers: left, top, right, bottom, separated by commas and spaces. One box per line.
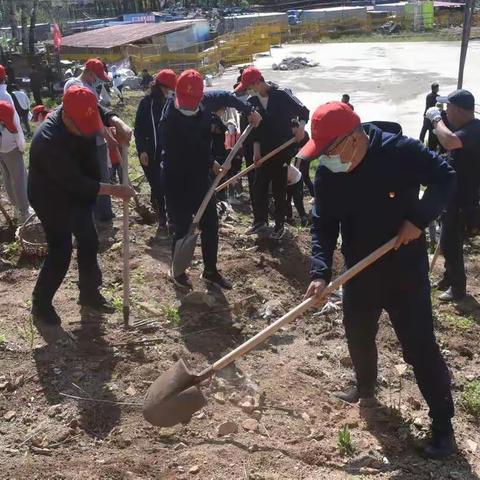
0, 94, 479, 480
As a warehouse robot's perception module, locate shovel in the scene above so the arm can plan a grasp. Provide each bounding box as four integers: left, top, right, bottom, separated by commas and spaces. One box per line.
143, 236, 398, 427
171, 124, 253, 278
215, 137, 296, 194
120, 145, 131, 328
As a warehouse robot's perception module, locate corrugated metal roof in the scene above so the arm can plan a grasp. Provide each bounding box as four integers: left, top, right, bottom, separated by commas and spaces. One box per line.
61, 20, 195, 49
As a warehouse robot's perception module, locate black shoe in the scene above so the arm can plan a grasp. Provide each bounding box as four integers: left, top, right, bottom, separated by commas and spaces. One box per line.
78, 292, 116, 313
245, 222, 268, 235
271, 224, 285, 240
433, 278, 450, 291
202, 270, 232, 290
424, 429, 456, 459
31, 304, 61, 326
438, 287, 466, 303
169, 269, 193, 291
333, 385, 376, 406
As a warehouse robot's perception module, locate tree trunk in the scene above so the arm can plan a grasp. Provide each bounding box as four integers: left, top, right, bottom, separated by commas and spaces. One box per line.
8, 0, 18, 42
29, 0, 39, 54
20, 3, 28, 54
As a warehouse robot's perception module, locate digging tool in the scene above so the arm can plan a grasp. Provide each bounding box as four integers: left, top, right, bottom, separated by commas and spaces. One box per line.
143, 236, 398, 427
215, 137, 296, 193
171, 124, 253, 278
430, 242, 442, 272
120, 145, 131, 328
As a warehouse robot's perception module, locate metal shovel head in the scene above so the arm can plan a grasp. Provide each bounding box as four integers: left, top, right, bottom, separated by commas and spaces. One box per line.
172, 231, 199, 278
143, 359, 207, 427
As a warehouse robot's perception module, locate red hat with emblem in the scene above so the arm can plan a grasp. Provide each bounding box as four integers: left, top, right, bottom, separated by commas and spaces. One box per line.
155, 69, 177, 90
85, 58, 109, 82
234, 66, 263, 93
298, 101, 361, 160
175, 69, 204, 110
0, 101, 17, 133
63, 85, 103, 136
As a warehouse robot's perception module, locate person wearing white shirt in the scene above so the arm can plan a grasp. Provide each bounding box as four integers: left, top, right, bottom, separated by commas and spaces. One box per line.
8, 83, 31, 136
0, 65, 30, 223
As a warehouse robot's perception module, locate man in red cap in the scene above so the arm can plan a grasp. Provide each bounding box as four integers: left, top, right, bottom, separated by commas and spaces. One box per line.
64, 58, 132, 223
134, 69, 177, 240
234, 65, 309, 240
160, 69, 260, 290
0, 65, 31, 223
28, 86, 134, 327
301, 101, 457, 458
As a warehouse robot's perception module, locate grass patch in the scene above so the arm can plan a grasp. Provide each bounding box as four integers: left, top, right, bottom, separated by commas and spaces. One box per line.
0, 333, 6, 345
439, 312, 474, 331
337, 426, 355, 455
461, 380, 480, 419
162, 304, 181, 326
2, 240, 20, 258
17, 316, 35, 349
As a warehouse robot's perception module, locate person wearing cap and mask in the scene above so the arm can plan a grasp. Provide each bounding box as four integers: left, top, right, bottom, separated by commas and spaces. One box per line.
28, 86, 135, 326
0, 65, 31, 224
234, 66, 309, 240
301, 102, 456, 458
420, 82, 440, 151
64, 58, 132, 223
134, 69, 177, 240
160, 69, 261, 291
426, 89, 480, 302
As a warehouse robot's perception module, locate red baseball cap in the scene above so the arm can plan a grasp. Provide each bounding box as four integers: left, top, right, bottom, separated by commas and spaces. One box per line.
175, 69, 204, 110
0, 101, 17, 133
155, 69, 177, 90
32, 104, 49, 122
85, 58, 109, 82
234, 66, 263, 93
63, 85, 103, 136
0, 65, 5, 82
298, 101, 361, 160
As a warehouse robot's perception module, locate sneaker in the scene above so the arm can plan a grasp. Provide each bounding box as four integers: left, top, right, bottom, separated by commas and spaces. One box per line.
245, 222, 268, 235
424, 429, 456, 459
32, 303, 61, 326
333, 385, 376, 405
78, 291, 116, 313
169, 269, 193, 291
433, 278, 450, 291
270, 224, 286, 240
202, 270, 233, 290
438, 287, 466, 303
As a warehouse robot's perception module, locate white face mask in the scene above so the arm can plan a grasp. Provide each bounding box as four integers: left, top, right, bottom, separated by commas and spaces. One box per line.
247, 89, 257, 97
319, 136, 355, 173
177, 106, 199, 116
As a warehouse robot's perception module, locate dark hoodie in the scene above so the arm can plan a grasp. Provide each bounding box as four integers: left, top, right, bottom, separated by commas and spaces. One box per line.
310, 122, 456, 285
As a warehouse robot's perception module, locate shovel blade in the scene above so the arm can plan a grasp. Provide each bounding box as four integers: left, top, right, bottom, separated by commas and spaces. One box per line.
172, 232, 199, 278
143, 359, 207, 427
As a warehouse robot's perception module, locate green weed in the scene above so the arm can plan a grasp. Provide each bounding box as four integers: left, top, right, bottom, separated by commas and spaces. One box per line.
440, 312, 474, 331
462, 380, 480, 419
162, 304, 181, 326
337, 426, 355, 455
0, 333, 6, 345
3, 241, 20, 258
17, 316, 35, 349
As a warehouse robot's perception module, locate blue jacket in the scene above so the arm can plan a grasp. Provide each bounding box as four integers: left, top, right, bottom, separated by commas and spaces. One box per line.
248, 83, 309, 154
310, 122, 456, 283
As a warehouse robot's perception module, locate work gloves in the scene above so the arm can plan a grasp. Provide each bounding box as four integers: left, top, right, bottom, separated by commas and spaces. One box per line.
425, 107, 442, 124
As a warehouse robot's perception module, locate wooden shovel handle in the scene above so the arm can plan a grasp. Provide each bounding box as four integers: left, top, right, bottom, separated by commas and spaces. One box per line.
215, 137, 296, 193
190, 124, 253, 228
120, 145, 130, 328
197, 236, 398, 381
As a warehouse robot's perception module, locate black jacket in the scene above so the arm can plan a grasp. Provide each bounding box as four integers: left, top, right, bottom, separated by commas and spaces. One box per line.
310, 122, 456, 284
248, 83, 309, 154
134, 92, 166, 164
28, 106, 114, 222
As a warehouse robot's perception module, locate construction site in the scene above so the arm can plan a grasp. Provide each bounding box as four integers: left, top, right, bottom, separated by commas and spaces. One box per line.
0, 1, 480, 480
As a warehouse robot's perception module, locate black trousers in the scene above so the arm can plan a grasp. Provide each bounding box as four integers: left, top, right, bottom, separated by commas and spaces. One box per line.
298, 159, 314, 197
169, 197, 218, 273
253, 152, 289, 227
286, 180, 306, 219
343, 270, 454, 430
440, 206, 466, 294
32, 204, 102, 309
142, 160, 167, 225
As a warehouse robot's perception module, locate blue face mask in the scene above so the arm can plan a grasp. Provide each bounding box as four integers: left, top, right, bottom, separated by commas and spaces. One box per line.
319, 154, 351, 173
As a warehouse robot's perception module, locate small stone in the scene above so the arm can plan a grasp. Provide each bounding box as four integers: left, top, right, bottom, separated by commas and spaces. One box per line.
251, 410, 262, 420
195, 411, 205, 420
339, 355, 353, 368
242, 418, 259, 432
4, 410, 16, 421
301, 412, 312, 424
214, 378, 227, 391
189, 465, 200, 474
228, 392, 241, 404
47, 404, 62, 418
394, 364, 408, 376
0, 380, 9, 390
321, 403, 333, 414
214, 392, 225, 404
413, 417, 424, 429
125, 385, 137, 396
217, 421, 238, 436
316, 352, 324, 360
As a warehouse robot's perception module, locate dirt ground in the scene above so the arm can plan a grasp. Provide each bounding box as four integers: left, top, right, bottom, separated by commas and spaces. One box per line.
1, 89, 480, 480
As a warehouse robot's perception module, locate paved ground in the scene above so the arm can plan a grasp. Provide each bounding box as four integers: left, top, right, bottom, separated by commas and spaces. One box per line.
213, 40, 480, 137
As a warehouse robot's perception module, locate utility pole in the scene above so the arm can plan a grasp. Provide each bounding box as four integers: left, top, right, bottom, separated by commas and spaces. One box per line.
458, 0, 474, 89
